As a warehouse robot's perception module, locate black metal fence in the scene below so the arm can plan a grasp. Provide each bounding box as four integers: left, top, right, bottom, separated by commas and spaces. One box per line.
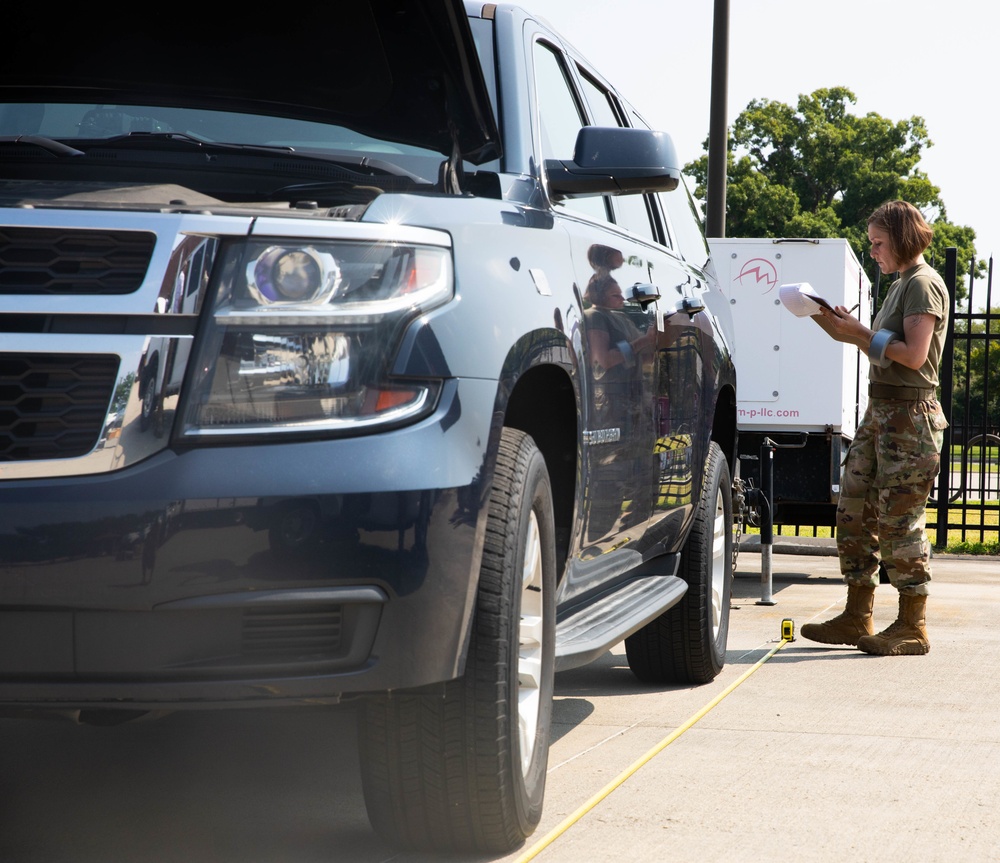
933, 248, 999, 548
769, 247, 999, 549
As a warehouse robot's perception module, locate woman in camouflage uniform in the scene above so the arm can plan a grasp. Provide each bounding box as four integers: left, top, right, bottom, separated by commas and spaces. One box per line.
801, 201, 949, 655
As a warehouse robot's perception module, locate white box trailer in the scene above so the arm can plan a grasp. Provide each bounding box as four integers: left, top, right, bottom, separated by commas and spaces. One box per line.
708, 238, 872, 524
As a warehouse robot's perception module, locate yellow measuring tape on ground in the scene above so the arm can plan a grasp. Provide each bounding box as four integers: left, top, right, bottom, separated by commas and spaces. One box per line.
514, 621, 795, 863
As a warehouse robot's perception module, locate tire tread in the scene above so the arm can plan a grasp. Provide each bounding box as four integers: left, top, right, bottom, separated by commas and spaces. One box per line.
360, 429, 554, 853
625, 441, 732, 685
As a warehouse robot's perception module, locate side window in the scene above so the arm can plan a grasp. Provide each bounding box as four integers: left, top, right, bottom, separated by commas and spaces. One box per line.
533, 42, 609, 223
612, 194, 658, 244
621, 109, 709, 263
610, 107, 660, 244
658, 178, 711, 270
577, 70, 620, 128
578, 70, 659, 243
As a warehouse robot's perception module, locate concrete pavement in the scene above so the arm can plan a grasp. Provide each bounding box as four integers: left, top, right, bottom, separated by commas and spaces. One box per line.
498, 548, 1000, 863
1, 548, 996, 862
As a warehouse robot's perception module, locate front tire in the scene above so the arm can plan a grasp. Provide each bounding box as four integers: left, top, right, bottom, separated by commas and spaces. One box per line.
625, 441, 733, 684
359, 429, 556, 853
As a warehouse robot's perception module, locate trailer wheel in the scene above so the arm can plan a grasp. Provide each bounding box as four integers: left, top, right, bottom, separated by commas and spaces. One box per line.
625, 441, 733, 684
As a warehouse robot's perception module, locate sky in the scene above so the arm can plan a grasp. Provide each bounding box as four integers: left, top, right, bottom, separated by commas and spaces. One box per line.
524, 0, 998, 304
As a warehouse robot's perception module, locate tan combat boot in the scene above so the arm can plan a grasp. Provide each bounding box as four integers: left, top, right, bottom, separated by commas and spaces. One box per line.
800, 584, 875, 646
857, 594, 929, 655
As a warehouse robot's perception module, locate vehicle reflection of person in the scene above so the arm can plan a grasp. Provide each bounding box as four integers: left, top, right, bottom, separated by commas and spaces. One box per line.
587, 242, 623, 278
583, 251, 656, 539
584, 273, 656, 381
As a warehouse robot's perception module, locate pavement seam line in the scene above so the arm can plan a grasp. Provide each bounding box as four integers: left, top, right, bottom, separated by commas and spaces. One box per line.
547, 721, 644, 773
513, 635, 793, 863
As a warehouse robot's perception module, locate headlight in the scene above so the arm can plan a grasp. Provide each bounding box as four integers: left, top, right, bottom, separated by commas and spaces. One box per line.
180, 237, 452, 437
246, 246, 341, 305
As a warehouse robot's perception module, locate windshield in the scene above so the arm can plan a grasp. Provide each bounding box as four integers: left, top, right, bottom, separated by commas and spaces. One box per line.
0, 102, 455, 208
1, 103, 442, 170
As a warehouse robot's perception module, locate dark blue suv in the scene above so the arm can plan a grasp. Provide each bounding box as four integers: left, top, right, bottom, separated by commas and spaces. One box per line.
0, 1, 737, 852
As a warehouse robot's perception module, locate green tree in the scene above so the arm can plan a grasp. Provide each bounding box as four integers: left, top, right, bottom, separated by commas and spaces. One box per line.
686, 86, 984, 301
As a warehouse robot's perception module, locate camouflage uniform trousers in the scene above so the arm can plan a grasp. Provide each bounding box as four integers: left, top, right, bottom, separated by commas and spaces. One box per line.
837, 398, 948, 596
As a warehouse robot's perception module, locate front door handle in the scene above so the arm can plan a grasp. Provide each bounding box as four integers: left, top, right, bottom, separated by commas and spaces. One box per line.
628, 282, 661, 309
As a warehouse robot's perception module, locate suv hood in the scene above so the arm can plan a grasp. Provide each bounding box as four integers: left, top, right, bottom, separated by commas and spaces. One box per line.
1, 0, 499, 163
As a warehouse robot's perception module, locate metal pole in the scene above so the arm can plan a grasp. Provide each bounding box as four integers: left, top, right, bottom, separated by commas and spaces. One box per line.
706, 0, 729, 238
757, 438, 776, 605
935, 247, 958, 547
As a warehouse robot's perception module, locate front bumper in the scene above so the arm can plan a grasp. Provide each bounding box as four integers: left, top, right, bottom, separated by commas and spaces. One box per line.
0, 379, 497, 710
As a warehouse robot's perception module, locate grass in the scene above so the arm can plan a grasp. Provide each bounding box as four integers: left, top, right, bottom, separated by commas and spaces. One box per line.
950, 445, 1000, 459
945, 539, 1000, 554
949, 456, 998, 473
949, 444, 999, 472
742, 500, 999, 554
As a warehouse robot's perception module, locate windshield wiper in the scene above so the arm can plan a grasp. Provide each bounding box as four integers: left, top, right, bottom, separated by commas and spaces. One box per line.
91, 131, 296, 156
0, 135, 84, 157
93, 133, 432, 183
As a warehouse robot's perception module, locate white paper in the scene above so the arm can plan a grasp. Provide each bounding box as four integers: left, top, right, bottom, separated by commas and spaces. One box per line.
779, 282, 833, 317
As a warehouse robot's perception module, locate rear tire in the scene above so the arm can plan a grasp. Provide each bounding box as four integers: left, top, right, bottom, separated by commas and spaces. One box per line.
625, 441, 732, 684
359, 428, 556, 853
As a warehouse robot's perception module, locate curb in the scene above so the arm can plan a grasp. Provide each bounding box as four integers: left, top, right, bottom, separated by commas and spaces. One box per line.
737, 535, 838, 556
736, 535, 970, 560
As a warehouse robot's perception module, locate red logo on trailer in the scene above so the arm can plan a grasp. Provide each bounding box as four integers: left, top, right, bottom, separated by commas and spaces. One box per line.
734, 258, 778, 294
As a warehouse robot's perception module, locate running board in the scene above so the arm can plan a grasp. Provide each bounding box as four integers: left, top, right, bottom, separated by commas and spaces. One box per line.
555, 575, 688, 672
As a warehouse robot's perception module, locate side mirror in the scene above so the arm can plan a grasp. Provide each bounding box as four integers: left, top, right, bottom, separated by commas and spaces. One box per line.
544, 127, 682, 200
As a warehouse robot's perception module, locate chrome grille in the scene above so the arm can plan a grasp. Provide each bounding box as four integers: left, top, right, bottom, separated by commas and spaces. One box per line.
0, 226, 155, 295
0, 353, 119, 461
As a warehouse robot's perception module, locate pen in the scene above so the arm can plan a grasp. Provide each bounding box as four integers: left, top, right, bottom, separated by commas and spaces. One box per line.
846, 303, 861, 314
